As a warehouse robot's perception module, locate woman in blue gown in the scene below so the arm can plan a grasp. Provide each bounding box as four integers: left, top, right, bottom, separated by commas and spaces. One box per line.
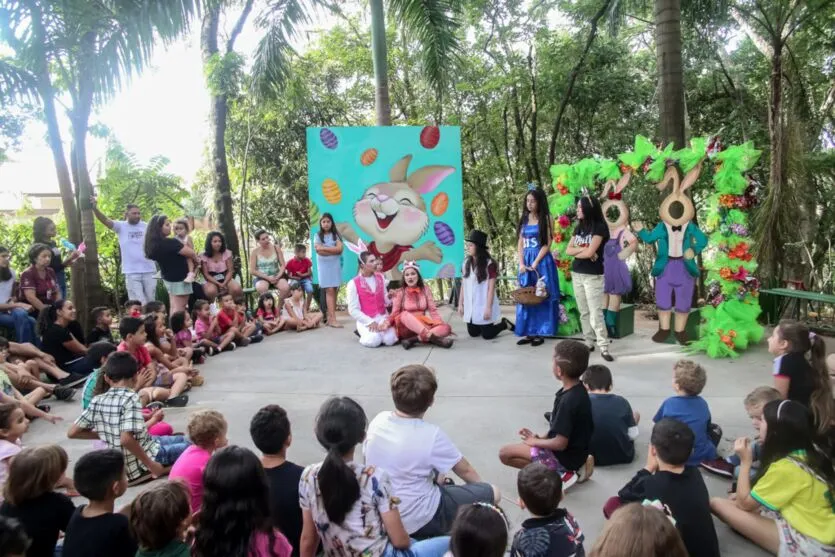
515, 186, 561, 346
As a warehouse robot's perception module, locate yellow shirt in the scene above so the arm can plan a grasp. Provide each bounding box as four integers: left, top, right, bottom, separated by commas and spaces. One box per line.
751, 452, 835, 544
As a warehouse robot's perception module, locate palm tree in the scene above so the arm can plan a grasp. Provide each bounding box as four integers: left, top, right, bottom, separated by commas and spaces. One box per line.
0, 0, 200, 326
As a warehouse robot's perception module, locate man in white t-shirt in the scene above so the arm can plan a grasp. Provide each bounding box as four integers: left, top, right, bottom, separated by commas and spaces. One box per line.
91, 196, 158, 304
364, 364, 499, 538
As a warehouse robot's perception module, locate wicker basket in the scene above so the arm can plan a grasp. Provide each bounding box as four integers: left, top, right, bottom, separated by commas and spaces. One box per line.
511, 270, 548, 306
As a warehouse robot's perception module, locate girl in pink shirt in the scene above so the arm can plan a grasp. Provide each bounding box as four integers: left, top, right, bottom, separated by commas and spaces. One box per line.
169, 410, 228, 512
193, 445, 293, 557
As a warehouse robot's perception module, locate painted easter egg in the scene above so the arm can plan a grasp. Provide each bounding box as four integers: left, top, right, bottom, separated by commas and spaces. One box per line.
434, 221, 455, 246
360, 148, 378, 166
322, 178, 342, 204
320, 128, 338, 150
437, 263, 455, 279
420, 126, 440, 149
309, 201, 320, 226
430, 192, 449, 216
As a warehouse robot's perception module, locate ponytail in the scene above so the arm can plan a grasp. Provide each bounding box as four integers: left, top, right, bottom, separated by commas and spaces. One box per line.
37, 302, 61, 337
314, 397, 367, 525
808, 333, 834, 435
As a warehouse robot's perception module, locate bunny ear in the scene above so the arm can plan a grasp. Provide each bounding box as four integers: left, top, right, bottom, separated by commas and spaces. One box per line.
345, 239, 366, 255
656, 166, 678, 192
407, 165, 455, 195
680, 161, 703, 193
600, 180, 615, 200
389, 156, 413, 182
615, 170, 631, 194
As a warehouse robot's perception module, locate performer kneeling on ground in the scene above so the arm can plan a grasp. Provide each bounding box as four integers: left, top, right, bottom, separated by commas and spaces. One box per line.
346, 250, 397, 348
391, 261, 452, 350
459, 230, 514, 339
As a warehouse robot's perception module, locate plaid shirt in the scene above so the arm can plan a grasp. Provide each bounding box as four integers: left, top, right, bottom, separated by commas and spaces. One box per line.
75, 387, 159, 481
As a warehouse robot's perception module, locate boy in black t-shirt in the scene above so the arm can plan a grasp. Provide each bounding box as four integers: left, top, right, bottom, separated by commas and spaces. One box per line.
499, 340, 594, 491
583, 365, 640, 466
87, 307, 115, 345
603, 418, 720, 557
62, 449, 136, 557
511, 462, 585, 557
250, 404, 304, 556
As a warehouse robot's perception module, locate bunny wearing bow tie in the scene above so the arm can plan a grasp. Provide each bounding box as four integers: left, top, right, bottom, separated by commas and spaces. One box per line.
633, 162, 707, 344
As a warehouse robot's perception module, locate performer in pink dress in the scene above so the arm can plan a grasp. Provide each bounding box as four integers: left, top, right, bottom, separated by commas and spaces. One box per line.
390, 261, 453, 350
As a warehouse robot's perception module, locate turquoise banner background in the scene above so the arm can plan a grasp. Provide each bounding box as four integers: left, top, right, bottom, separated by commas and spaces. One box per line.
307, 126, 463, 284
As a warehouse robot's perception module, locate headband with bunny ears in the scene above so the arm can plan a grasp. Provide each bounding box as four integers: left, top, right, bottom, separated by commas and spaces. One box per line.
344, 238, 368, 257
402, 260, 420, 272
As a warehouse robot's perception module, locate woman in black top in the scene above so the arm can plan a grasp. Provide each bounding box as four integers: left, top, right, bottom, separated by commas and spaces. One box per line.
33, 217, 80, 299
37, 300, 94, 376
144, 215, 196, 314
566, 196, 613, 361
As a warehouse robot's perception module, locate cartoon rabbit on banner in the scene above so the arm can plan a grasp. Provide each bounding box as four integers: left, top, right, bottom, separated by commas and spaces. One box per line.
634, 161, 708, 345
307, 127, 464, 284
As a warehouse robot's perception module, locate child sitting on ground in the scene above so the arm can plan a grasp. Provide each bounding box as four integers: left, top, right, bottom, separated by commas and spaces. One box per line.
124, 300, 142, 319
169, 310, 209, 361
250, 404, 304, 555
61, 449, 135, 557
449, 503, 508, 557
142, 314, 201, 388
768, 319, 834, 435
511, 462, 585, 556
169, 409, 228, 512
604, 418, 719, 557
285, 244, 314, 312
0, 445, 75, 557
68, 352, 191, 485
173, 218, 197, 283
0, 516, 29, 557
0, 336, 76, 404
215, 294, 253, 347
653, 359, 718, 466
590, 503, 687, 557
499, 340, 594, 490
583, 364, 639, 466
236, 298, 264, 343
117, 317, 188, 408
0, 403, 26, 499
364, 364, 498, 538
300, 397, 449, 557
129, 482, 192, 557
192, 300, 236, 353
282, 281, 323, 332
0, 340, 60, 422
710, 400, 835, 555
701, 385, 781, 480
256, 293, 286, 335
87, 306, 114, 345
194, 446, 293, 557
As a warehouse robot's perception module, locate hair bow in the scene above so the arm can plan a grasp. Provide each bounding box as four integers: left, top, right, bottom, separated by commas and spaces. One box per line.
607, 192, 622, 200
642, 499, 676, 526
527, 183, 537, 191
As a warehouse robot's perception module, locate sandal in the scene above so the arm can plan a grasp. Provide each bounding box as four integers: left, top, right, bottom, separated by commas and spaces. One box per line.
517, 337, 533, 345
530, 337, 545, 347
164, 395, 189, 408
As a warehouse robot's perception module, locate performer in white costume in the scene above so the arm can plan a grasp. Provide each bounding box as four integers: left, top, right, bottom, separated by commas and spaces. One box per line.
345, 242, 397, 348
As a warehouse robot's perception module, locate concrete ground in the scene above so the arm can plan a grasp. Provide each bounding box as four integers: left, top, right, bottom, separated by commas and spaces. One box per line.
30, 306, 772, 555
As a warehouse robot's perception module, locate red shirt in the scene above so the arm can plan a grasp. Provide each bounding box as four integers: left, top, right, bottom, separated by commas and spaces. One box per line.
216, 308, 237, 334
286, 257, 312, 278
117, 341, 152, 368
19, 266, 59, 305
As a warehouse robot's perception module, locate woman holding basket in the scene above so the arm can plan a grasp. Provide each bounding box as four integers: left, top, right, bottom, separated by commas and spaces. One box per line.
514, 186, 561, 347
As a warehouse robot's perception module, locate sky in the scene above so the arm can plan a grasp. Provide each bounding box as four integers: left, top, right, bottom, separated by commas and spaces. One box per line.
0, 9, 280, 210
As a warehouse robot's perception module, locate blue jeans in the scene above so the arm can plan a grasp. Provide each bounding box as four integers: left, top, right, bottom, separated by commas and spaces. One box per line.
153, 435, 190, 465
56, 268, 67, 299
382, 537, 450, 557
0, 308, 38, 345
62, 357, 95, 376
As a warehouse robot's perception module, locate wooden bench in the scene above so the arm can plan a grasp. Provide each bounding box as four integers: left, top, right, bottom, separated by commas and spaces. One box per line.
760, 288, 835, 333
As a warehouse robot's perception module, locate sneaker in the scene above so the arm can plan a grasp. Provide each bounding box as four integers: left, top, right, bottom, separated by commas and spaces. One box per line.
183, 272, 195, 283
58, 373, 88, 388
222, 343, 236, 352
578, 455, 594, 483
601, 350, 614, 362
53, 385, 76, 402
700, 458, 735, 479
164, 395, 189, 408
561, 471, 578, 490
249, 334, 264, 344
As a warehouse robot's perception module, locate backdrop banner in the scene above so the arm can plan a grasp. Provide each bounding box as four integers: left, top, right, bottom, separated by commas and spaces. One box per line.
307, 126, 464, 283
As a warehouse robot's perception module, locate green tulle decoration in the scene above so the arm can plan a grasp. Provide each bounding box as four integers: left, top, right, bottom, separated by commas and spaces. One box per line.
619, 135, 655, 170
550, 164, 572, 187
597, 159, 621, 182
673, 137, 707, 173
571, 158, 601, 193
645, 143, 675, 182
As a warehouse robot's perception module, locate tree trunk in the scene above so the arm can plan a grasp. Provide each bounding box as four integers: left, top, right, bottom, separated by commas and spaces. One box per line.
766, 43, 788, 279
369, 0, 392, 126
201, 7, 242, 257
655, 0, 686, 148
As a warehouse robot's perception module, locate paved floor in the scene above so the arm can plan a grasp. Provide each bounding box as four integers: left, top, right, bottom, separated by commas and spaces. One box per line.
30, 306, 771, 555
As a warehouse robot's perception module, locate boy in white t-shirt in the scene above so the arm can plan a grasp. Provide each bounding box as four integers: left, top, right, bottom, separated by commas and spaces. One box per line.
364, 364, 500, 539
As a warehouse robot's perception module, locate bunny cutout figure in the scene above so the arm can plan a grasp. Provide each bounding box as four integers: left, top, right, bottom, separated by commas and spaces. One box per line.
337, 155, 453, 281
633, 162, 708, 344
600, 171, 637, 337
